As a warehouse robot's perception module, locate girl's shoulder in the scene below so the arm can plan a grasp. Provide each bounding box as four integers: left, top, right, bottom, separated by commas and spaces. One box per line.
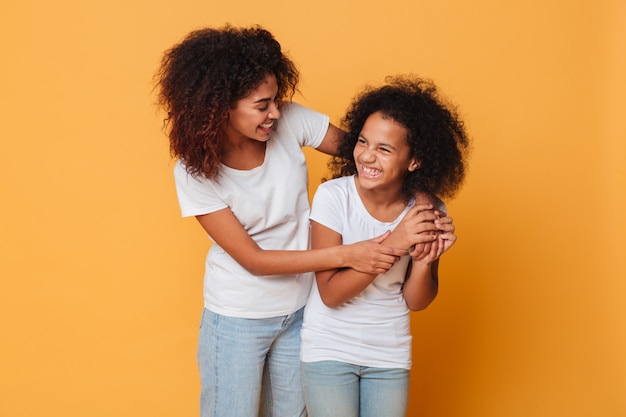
318, 175, 353, 192
414, 191, 447, 213
314, 176, 356, 208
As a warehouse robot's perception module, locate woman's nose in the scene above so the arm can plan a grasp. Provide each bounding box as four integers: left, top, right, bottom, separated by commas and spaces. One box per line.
269, 101, 281, 119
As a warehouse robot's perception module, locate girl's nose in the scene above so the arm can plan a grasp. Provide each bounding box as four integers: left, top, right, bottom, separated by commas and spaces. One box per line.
360, 147, 376, 162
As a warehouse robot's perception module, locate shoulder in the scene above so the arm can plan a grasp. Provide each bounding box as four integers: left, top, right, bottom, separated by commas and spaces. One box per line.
280, 101, 310, 116
314, 176, 353, 205
174, 159, 212, 188
414, 191, 447, 214
317, 176, 352, 192
173, 159, 190, 182
279, 101, 328, 124
311, 177, 355, 232
274, 102, 330, 148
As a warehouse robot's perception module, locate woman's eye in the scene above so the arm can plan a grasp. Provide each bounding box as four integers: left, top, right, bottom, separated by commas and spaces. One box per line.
259, 105, 269, 111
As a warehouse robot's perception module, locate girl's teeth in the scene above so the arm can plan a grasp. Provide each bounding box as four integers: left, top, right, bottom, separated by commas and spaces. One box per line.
363, 166, 380, 176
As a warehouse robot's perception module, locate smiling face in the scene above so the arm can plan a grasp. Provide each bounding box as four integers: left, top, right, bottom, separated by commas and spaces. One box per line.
224, 73, 281, 144
353, 111, 419, 194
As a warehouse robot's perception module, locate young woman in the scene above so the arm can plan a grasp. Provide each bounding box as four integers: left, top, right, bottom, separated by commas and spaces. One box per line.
155, 27, 452, 417
301, 75, 470, 417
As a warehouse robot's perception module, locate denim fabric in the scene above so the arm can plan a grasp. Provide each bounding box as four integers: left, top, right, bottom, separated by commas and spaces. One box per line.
301, 360, 409, 417
198, 308, 306, 417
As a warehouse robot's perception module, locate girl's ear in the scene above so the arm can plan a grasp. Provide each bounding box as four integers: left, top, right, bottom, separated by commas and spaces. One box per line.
408, 159, 420, 172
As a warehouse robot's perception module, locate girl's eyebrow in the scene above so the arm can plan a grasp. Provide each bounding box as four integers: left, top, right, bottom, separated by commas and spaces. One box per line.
359, 133, 397, 150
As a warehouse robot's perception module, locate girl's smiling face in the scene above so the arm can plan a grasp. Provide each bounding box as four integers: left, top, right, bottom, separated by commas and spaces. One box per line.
353, 111, 419, 192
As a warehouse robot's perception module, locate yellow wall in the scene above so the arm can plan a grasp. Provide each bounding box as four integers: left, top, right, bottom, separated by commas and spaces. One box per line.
1, 1, 624, 416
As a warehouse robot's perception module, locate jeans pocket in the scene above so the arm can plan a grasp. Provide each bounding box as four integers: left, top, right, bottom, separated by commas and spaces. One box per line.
199, 308, 207, 329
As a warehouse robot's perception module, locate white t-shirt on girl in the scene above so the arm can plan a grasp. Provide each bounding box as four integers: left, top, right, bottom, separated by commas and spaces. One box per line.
301, 175, 417, 369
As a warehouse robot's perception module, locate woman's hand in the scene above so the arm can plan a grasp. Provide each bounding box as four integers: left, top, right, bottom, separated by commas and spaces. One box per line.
341, 231, 406, 275
389, 204, 440, 252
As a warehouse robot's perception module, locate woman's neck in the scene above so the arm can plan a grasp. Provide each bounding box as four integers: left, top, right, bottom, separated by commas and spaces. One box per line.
221, 139, 266, 170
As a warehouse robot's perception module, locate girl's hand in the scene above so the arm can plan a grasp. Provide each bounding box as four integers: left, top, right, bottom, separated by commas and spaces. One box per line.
410, 212, 457, 261
408, 232, 438, 261
434, 212, 457, 256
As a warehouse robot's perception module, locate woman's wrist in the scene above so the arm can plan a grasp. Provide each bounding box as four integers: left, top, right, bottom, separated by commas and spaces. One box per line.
335, 244, 351, 268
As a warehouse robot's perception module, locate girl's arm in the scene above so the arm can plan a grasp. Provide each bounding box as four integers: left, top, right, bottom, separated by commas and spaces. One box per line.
195, 208, 405, 276
312, 204, 441, 308
311, 221, 382, 307
403, 258, 439, 311
403, 217, 457, 310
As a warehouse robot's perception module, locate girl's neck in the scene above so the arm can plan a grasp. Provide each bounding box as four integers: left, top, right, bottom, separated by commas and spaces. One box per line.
354, 177, 407, 222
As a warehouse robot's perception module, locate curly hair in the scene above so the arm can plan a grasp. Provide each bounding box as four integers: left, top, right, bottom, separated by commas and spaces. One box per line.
330, 75, 470, 201
155, 25, 300, 179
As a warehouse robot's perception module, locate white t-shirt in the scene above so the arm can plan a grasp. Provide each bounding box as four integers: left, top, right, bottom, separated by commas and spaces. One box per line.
301, 175, 417, 369
174, 102, 330, 318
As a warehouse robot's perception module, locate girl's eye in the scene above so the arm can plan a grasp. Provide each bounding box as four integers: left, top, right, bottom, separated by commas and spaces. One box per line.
357, 138, 367, 145
379, 147, 391, 153
258, 105, 269, 111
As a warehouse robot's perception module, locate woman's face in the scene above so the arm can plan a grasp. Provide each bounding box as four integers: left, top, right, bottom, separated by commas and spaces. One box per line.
353, 111, 419, 192
224, 73, 281, 144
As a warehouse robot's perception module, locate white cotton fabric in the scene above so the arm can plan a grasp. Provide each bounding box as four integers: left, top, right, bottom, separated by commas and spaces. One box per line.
301, 175, 417, 369
174, 102, 329, 318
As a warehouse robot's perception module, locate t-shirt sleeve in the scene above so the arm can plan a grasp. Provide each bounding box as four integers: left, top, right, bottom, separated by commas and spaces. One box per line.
433, 196, 447, 214
310, 181, 344, 235
173, 161, 228, 218
280, 102, 330, 149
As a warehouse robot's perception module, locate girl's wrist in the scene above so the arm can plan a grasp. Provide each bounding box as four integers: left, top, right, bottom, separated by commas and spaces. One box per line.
411, 257, 435, 267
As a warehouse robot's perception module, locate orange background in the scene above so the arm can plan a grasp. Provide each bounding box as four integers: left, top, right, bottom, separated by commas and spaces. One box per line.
1, 1, 624, 416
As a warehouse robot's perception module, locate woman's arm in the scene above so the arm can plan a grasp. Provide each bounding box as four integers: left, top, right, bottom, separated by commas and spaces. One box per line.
315, 123, 344, 156
312, 204, 441, 308
195, 208, 405, 276
380, 204, 441, 250
311, 221, 382, 307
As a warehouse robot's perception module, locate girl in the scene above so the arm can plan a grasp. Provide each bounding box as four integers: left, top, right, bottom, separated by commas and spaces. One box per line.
155, 27, 451, 417
300, 75, 470, 417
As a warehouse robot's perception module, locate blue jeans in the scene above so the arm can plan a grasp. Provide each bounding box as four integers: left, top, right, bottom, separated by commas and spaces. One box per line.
301, 360, 409, 417
198, 308, 306, 417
